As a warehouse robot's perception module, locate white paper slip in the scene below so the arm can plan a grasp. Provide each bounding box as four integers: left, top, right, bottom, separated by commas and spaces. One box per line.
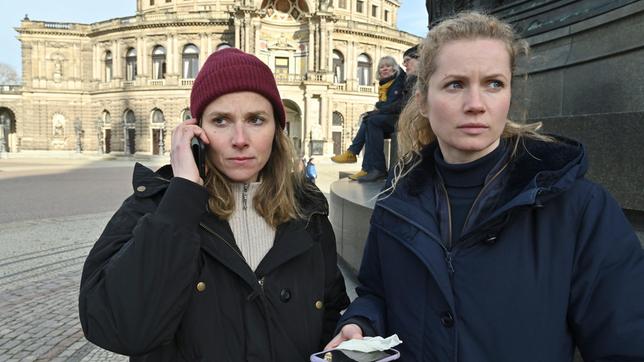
336, 334, 402, 353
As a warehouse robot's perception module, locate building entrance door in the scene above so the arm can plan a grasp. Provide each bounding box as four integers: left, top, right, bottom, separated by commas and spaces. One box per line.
104, 129, 111, 153
332, 131, 341, 155
152, 129, 161, 155
127, 128, 136, 154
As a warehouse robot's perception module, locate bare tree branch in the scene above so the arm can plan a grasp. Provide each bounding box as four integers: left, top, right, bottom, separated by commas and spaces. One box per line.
0, 63, 19, 85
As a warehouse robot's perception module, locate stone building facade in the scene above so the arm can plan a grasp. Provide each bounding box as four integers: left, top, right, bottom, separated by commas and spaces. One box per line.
0, 0, 419, 157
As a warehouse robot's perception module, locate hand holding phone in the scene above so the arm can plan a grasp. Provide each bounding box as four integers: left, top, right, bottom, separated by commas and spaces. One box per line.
170, 118, 208, 185
191, 137, 206, 181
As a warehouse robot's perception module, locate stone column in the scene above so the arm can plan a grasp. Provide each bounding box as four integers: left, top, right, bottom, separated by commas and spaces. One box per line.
200, 33, 208, 67
114, 40, 121, 79
37, 41, 43, 81
308, 20, 315, 72
235, 16, 241, 49
137, 37, 144, 82
319, 17, 326, 72
93, 43, 99, 80
166, 35, 174, 78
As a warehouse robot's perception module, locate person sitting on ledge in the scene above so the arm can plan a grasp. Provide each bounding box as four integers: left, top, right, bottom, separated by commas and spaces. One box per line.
331, 55, 406, 182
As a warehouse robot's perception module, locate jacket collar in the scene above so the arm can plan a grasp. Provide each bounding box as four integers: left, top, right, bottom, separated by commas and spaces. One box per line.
397, 134, 586, 214
133, 163, 323, 286
131, 162, 172, 196
199, 214, 315, 288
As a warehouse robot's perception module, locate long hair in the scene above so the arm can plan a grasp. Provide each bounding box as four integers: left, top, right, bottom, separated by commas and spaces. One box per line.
203, 126, 306, 228
391, 11, 553, 194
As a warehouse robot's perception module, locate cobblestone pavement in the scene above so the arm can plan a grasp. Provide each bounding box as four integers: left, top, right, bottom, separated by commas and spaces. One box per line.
0, 212, 128, 361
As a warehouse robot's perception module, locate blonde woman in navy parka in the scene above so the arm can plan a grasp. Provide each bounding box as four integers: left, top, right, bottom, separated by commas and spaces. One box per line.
326, 11, 644, 362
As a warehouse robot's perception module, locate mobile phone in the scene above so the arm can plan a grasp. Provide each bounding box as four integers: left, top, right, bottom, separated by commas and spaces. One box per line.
191, 137, 206, 180
310, 348, 400, 362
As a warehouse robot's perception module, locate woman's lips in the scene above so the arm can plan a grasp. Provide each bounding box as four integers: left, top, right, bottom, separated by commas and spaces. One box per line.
458, 123, 488, 135
228, 157, 254, 165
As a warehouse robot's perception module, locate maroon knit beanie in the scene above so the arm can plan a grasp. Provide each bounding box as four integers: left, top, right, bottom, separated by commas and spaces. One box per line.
190, 48, 286, 129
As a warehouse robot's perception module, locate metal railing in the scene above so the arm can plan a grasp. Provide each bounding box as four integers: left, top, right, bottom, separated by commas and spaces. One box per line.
149, 79, 165, 86
275, 73, 303, 83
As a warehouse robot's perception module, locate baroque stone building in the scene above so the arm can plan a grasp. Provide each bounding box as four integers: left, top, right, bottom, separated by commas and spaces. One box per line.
0, 0, 419, 156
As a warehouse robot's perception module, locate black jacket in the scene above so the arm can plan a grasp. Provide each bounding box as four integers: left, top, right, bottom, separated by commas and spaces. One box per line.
79, 163, 349, 361
339, 136, 644, 361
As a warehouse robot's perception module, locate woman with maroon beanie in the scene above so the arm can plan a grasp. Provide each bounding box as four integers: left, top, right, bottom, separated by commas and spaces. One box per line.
79, 48, 349, 361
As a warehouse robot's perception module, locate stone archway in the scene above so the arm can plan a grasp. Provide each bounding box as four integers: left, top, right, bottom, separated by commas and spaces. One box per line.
0, 107, 16, 152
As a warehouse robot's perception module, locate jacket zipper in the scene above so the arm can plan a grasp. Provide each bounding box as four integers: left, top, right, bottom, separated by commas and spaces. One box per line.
439, 182, 454, 250
200, 222, 248, 264
461, 161, 509, 237
242, 183, 249, 210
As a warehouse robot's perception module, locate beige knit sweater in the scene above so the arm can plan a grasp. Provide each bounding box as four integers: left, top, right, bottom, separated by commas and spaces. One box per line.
228, 183, 276, 271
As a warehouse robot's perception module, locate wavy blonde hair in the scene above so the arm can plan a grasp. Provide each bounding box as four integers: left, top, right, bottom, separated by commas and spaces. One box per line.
391, 11, 552, 191
203, 126, 307, 228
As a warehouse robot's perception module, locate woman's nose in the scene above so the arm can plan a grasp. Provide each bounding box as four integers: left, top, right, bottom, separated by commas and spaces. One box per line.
464, 88, 485, 114
232, 124, 249, 148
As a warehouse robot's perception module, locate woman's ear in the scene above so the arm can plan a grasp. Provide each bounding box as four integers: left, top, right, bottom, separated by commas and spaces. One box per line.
416, 90, 428, 118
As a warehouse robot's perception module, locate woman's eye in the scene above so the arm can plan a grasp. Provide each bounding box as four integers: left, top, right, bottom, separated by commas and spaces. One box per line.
488, 80, 504, 89
446, 81, 463, 89
212, 117, 227, 126
249, 117, 265, 125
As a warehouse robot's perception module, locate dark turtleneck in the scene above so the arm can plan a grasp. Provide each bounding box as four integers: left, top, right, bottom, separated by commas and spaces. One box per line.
434, 139, 507, 241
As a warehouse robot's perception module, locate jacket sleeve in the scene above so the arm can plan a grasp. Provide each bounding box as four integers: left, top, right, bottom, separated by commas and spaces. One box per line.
336, 225, 387, 336
78, 177, 209, 356
317, 214, 351, 347
568, 183, 644, 360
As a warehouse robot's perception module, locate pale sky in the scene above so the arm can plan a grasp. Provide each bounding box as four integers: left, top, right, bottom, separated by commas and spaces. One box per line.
0, 0, 427, 78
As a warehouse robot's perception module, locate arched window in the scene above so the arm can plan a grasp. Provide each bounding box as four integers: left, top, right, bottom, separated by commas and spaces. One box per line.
151, 109, 165, 124
332, 111, 344, 126
124, 109, 136, 125
182, 44, 199, 79
102, 110, 111, 125
333, 50, 345, 83
357, 53, 372, 86
216, 43, 232, 51
152, 46, 166, 80
181, 108, 192, 121
105, 51, 113, 82
125, 48, 137, 81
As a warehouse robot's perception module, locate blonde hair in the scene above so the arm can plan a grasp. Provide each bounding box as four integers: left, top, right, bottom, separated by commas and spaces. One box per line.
376, 55, 401, 80
392, 11, 552, 191
203, 126, 307, 228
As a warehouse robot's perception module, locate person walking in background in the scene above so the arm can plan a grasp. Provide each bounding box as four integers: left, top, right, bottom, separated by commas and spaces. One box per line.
326, 11, 644, 361
79, 48, 349, 361
331, 55, 406, 182
305, 157, 318, 184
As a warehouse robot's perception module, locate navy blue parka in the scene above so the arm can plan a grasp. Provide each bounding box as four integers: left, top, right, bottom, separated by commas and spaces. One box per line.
339, 135, 644, 361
